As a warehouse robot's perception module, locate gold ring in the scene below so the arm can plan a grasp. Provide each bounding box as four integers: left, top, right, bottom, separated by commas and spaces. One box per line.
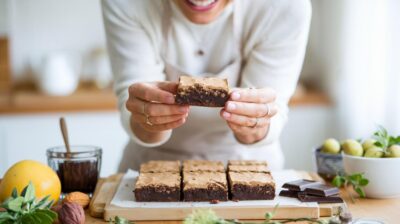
265, 104, 270, 117
251, 117, 259, 128
145, 114, 153, 126
142, 102, 147, 115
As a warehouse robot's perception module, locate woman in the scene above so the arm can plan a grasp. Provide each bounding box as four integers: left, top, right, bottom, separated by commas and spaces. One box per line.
102, 0, 311, 171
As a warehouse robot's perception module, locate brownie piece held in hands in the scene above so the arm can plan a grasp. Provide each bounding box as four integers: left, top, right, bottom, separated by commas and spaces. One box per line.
175, 76, 229, 107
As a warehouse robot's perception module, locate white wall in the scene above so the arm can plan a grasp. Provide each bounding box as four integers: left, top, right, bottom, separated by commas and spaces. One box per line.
8, 0, 106, 79
0, 0, 9, 35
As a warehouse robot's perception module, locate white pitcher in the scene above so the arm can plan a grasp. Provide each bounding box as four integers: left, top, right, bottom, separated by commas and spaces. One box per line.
36, 52, 80, 96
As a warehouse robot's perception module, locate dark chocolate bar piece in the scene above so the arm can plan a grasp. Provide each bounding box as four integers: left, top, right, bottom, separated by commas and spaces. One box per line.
175, 76, 229, 107
297, 192, 343, 204
282, 179, 320, 191
304, 183, 340, 197
279, 190, 299, 198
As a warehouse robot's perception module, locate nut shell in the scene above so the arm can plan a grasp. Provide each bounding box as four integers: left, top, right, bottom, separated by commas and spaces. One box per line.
63, 191, 90, 208
59, 202, 85, 224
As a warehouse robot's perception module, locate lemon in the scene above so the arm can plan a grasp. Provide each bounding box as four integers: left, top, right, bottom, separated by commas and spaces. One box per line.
0, 160, 61, 203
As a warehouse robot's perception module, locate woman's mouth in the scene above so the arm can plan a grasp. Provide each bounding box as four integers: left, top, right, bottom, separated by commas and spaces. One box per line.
185, 0, 218, 12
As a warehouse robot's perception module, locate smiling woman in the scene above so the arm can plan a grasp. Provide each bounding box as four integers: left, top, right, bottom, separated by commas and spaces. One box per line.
173, 0, 231, 24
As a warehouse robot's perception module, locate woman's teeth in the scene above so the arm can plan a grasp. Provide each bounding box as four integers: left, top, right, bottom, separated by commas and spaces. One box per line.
188, 0, 216, 7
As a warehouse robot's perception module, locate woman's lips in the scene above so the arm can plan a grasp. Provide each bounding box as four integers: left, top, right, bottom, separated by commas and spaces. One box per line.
185, 0, 218, 12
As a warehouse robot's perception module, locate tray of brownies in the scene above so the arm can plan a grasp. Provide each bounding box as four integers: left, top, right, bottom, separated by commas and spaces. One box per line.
98, 160, 343, 221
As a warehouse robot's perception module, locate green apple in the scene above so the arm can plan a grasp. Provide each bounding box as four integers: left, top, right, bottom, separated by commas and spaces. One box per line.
364, 146, 384, 158
342, 139, 364, 156
321, 138, 341, 154
387, 145, 400, 158
362, 139, 377, 150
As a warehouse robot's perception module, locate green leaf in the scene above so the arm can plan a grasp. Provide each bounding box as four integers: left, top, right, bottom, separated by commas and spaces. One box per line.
31, 210, 57, 224
332, 176, 344, 187
35, 195, 51, 209
45, 200, 54, 209
40, 209, 58, 221
0, 212, 14, 221
354, 186, 366, 198
20, 213, 40, 224
5, 196, 24, 212
11, 189, 18, 199
23, 182, 36, 203
359, 178, 369, 187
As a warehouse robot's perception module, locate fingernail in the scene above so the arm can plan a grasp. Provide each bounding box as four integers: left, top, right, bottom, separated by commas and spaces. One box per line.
231, 92, 240, 100
222, 111, 231, 119
227, 102, 236, 111
166, 96, 175, 104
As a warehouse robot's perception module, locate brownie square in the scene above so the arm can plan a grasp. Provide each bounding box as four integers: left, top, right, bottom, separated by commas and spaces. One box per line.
134, 173, 181, 202
228, 172, 275, 200
228, 160, 268, 166
139, 160, 181, 173
183, 171, 228, 201
228, 165, 270, 173
175, 76, 229, 107
183, 160, 225, 173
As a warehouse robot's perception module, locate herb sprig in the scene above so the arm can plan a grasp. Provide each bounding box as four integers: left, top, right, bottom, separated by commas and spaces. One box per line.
183, 205, 344, 224
332, 173, 369, 203
373, 125, 400, 155
0, 182, 57, 224
108, 216, 134, 224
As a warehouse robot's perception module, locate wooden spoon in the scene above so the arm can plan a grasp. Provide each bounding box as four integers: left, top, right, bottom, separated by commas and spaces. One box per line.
59, 117, 71, 157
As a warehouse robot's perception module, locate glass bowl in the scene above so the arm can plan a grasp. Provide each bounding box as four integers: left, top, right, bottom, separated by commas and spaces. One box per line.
47, 145, 102, 193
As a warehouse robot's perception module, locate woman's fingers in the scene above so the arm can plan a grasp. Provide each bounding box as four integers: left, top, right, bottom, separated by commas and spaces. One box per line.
221, 110, 270, 127
126, 97, 189, 116
132, 112, 188, 125
224, 101, 278, 118
129, 82, 177, 104
230, 88, 276, 103
141, 118, 187, 132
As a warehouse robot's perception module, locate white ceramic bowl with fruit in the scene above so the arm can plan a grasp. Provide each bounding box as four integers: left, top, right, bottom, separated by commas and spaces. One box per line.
340, 128, 400, 198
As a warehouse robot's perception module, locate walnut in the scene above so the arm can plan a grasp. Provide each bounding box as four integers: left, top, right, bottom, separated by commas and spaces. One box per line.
58, 202, 85, 224
63, 191, 90, 208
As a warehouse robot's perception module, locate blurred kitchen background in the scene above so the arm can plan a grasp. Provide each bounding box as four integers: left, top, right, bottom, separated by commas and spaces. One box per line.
1, 0, 399, 177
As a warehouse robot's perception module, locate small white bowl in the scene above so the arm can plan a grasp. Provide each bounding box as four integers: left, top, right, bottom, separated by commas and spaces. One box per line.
342, 153, 400, 198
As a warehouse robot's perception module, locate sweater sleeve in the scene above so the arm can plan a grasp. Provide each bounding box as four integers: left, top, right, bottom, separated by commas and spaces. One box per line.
101, 0, 172, 147
240, 0, 312, 147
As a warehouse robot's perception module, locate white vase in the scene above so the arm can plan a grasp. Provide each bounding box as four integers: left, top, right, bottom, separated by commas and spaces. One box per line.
37, 53, 80, 96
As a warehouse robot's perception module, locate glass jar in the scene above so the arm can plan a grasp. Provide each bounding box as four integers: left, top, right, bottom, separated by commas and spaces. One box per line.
47, 145, 102, 193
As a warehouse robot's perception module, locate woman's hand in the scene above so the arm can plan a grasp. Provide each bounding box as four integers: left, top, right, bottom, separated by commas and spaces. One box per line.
126, 81, 189, 143
220, 88, 278, 144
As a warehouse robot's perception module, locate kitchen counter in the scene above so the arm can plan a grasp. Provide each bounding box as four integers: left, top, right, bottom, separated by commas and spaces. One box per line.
1, 173, 399, 223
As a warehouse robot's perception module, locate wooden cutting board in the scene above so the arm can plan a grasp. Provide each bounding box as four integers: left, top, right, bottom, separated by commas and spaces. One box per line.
89, 171, 343, 221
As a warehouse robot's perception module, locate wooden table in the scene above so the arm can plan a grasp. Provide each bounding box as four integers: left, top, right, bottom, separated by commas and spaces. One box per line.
2, 176, 399, 223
